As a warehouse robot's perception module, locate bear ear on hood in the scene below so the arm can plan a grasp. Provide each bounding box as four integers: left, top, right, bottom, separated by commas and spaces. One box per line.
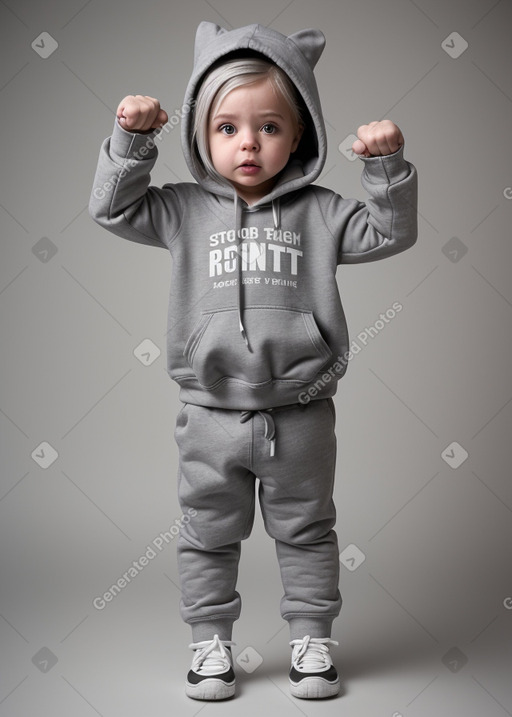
287, 28, 325, 69
194, 21, 228, 63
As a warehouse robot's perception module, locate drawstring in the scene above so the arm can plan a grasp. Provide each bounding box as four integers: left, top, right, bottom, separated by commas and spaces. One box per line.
240, 409, 276, 457
234, 192, 249, 348
239, 401, 305, 458
272, 198, 281, 231
235, 194, 281, 350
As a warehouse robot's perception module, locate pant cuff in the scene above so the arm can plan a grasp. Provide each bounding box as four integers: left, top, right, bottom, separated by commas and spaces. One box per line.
189, 619, 235, 642
287, 617, 335, 640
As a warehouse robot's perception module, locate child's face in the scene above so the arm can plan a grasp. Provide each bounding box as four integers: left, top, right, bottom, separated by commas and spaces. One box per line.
208, 78, 303, 205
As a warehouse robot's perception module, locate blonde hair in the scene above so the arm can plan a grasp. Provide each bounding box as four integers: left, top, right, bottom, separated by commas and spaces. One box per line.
192, 58, 303, 180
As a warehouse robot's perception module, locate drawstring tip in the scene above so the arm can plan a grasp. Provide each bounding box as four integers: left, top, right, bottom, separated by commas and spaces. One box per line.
269, 439, 275, 458
239, 321, 249, 349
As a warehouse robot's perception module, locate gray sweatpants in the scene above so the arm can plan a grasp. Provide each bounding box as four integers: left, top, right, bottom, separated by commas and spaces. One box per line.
174, 398, 342, 642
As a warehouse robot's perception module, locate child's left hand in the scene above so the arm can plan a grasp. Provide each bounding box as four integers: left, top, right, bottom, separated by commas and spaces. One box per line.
352, 120, 404, 157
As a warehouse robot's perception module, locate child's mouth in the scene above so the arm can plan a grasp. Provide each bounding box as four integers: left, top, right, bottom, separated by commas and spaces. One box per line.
239, 162, 261, 175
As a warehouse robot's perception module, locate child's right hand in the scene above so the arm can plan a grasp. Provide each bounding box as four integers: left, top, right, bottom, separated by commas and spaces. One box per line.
116, 95, 169, 133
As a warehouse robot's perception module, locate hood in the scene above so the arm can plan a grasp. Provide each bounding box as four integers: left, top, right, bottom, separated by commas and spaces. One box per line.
181, 21, 327, 205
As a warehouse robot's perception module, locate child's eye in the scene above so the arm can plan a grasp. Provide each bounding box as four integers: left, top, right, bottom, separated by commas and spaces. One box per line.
219, 124, 236, 135
261, 123, 278, 135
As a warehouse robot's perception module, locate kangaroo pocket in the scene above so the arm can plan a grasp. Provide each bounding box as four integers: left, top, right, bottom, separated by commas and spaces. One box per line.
183, 306, 332, 390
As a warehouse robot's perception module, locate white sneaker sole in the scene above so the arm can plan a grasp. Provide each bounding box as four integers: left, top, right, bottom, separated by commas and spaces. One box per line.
185, 678, 235, 701
290, 675, 340, 699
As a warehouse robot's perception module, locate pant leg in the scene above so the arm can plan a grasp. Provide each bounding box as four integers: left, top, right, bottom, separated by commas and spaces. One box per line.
174, 403, 255, 641
254, 399, 342, 639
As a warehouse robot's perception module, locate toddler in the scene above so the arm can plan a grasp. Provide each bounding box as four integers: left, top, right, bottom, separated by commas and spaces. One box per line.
90, 21, 417, 701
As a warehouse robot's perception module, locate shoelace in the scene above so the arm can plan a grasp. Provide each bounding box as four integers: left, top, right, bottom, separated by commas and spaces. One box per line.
289, 636, 339, 673
188, 634, 236, 676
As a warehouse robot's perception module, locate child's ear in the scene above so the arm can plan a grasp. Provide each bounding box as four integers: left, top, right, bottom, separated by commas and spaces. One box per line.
291, 123, 305, 153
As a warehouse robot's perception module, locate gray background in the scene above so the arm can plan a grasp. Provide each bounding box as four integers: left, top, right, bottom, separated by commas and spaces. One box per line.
1, 0, 511, 714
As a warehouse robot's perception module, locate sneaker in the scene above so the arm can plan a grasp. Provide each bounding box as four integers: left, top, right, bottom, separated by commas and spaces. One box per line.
289, 635, 340, 699
185, 634, 236, 700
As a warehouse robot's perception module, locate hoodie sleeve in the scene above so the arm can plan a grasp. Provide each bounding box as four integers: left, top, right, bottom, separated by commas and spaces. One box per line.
88, 120, 183, 250
321, 146, 418, 263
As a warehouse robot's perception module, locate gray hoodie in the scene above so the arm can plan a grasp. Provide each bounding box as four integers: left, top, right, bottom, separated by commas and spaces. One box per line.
89, 22, 418, 410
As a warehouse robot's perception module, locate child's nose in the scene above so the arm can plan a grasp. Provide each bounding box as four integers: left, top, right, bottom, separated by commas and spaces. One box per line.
240, 131, 259, 151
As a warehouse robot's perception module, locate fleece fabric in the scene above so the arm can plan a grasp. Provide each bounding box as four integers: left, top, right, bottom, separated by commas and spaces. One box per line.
175, 398, 341, 641
89, 21, 418, 412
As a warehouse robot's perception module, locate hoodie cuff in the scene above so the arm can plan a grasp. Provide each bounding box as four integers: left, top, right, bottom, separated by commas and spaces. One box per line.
109, 118, 160, 161
358, 144, 410, 184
